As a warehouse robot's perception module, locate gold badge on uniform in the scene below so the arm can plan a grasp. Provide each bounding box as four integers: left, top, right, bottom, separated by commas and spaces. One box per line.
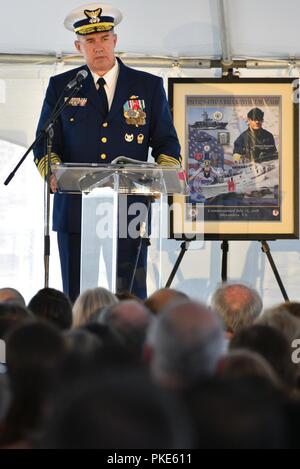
125, 133, 134, 142
137, 134, 144, 144
123, 98, 146, 127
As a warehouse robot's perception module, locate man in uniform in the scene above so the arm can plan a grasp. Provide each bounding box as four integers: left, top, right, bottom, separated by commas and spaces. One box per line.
34, 3, 181, 302
233, 107, 277, 163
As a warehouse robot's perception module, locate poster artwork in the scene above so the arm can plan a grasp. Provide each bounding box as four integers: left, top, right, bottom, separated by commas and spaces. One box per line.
186, 96, 280, 222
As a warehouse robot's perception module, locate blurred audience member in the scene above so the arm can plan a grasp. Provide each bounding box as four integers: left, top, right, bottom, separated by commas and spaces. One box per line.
0, 288, 25, 307
28, 288, 72, 330
41, 368, 192, 449
0, 322, 65, 448
98, 300, 152, 356
0, 303, 33, 342
72, 287, 118, 327
184, 376, 288, 449
211, 283, 262, 337
230, 325, 297, 392
145, 288, 189, 315
147, 300, 224, 389
255, 303, 300, 343
217, 349, 281, 389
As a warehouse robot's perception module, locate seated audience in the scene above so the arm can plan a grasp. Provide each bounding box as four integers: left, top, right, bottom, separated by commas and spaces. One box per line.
217, 349, 281, 389
184, 376, 288, 449
230, 325, 298, 392
40, 368, 192, 449
0, 322, 66, 448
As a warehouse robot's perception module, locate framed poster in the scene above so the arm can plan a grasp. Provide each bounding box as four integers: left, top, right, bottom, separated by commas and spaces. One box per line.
169, 78, 299, 240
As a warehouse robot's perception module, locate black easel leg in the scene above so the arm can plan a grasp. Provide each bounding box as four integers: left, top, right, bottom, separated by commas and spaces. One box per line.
221, 240, 229, 283
260, 241, 289, 302
165, 241, 190, 288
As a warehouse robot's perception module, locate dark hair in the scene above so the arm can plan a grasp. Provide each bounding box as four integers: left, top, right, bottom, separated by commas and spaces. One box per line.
0, 321, 65, 446
28, 288, 72, 330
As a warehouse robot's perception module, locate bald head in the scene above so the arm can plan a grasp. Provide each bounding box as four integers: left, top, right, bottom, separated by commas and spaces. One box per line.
145, 288, 189, 315
0, 288, 25, 307
211, 284, 262, 334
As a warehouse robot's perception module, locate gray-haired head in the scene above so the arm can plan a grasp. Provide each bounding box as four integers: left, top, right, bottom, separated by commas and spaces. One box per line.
148, 300, 224, 388
98, 300, 152, 353
211, 283, 262, 334
255, 303, 300, 343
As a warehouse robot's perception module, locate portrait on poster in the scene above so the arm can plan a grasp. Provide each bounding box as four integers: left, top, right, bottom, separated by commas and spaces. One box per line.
169, 78, 298, 240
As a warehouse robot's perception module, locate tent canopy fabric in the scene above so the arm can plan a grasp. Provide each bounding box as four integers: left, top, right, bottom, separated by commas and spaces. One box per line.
1, 0, 300, 60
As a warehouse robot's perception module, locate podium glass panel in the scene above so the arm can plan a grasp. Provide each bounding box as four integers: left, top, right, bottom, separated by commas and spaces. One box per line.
51, 163, 188, 294
81, 188, 118, 293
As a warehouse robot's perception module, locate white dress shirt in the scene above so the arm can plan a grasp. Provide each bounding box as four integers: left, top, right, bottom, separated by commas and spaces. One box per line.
91, 60, 119, 111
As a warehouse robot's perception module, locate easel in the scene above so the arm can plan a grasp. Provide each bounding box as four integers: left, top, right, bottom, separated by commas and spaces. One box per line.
165, 239, 289, 302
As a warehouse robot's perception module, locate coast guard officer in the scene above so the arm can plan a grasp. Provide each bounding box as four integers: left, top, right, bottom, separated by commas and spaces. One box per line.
33, 3, 181, 302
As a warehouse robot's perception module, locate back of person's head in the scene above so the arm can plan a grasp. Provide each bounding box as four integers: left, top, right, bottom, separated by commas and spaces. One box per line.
211, 283, 262, 334
255, 303, 300, 343
0, 288, 25, 307
230, 324, 297, 390
6, 321, 65, 390
41, 368, 192, 449
148, 300, 224, 387
145, 288, 189, 315
72, 287, 118, 327
64, 328, 101, 358
217, 349, 281, 388
0, 303, 33, 340
98, 300, 152, 355
2, 322, 66, 446
28, 288, 72, 330
184, 376, 287, 448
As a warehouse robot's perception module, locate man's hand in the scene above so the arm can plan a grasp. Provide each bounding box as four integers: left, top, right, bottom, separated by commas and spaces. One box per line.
50, 174, 58, 193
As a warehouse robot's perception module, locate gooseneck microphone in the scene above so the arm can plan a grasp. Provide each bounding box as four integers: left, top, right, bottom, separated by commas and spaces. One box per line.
65, 70, 88, 90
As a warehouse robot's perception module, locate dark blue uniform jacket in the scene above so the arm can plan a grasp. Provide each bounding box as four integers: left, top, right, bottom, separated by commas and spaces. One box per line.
34, 58, 181, 233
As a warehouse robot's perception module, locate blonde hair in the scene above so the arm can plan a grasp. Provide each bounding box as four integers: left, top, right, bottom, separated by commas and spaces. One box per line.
72, 287, 118, 327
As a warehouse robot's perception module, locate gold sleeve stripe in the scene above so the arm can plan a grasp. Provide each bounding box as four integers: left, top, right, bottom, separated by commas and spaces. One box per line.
157, 154, 182, 167
36, 153, 62, 178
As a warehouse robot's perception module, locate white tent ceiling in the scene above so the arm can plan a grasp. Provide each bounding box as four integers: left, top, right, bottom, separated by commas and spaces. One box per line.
1, 0, 300, 61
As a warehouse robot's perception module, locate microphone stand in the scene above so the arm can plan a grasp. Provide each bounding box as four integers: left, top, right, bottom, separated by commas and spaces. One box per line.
4, 82, 84, 288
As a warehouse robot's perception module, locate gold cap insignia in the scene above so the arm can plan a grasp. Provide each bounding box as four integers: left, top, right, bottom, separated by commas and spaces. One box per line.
84, 8, 102, 24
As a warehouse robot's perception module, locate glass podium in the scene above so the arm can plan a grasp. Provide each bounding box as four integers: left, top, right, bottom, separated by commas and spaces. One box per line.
51, 162, 188, 293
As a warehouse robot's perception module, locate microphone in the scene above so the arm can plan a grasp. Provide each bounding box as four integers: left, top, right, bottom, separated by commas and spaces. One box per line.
65, 70, 88, 90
